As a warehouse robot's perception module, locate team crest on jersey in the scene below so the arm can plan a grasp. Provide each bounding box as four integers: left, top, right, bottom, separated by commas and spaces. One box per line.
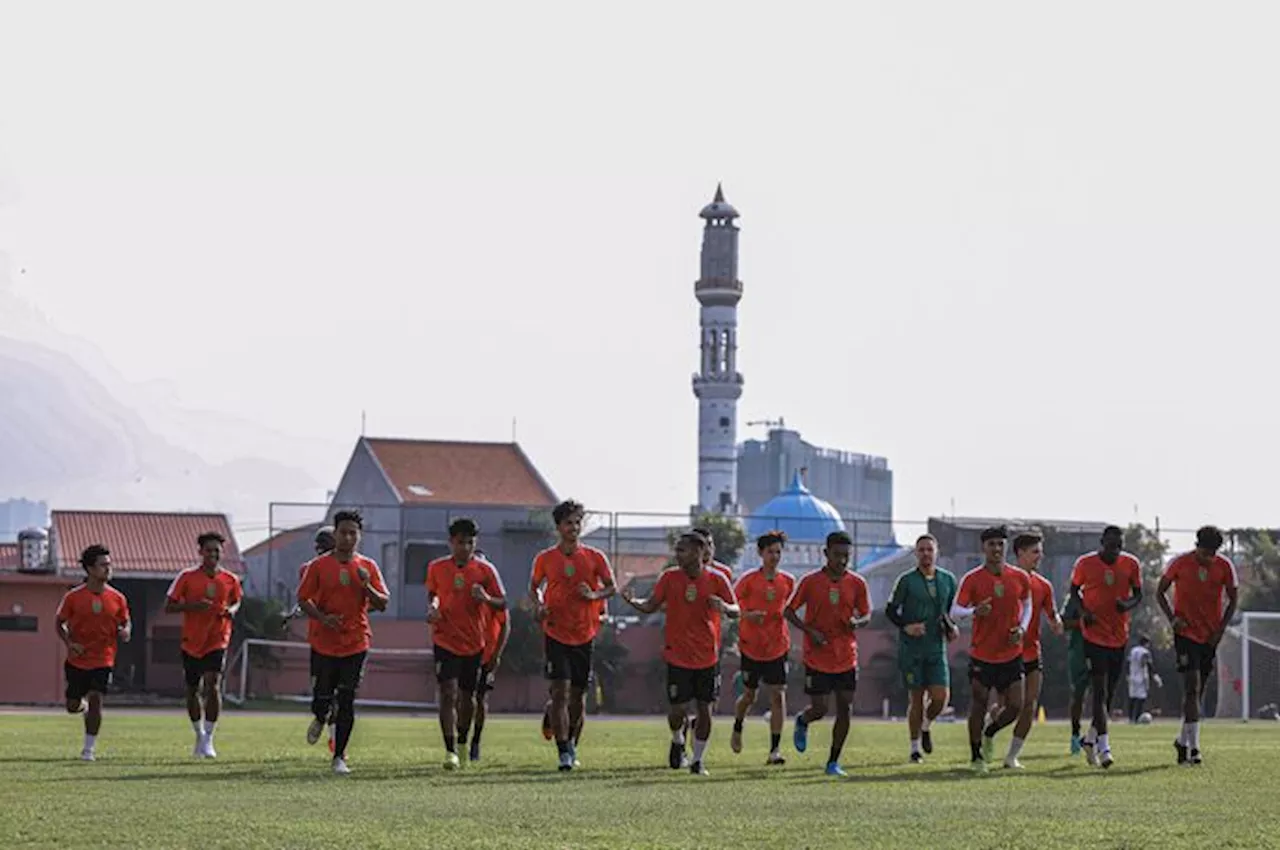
339, 570, 351, 587
765, 587, 776, 602
684, 585, 698, 603
905, 671, 915, 685
828, 588, 840, 605
1198, 567, 1209, 582
994, 582, 1005, 598
564, 564, 576, 578
927, 583, 937, 598
204, 583, 218, 599
91, 598, 103, 614
453, 574, 466, 590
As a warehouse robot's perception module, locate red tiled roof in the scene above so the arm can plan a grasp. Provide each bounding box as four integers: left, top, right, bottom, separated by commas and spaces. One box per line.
362, 438, 557, 506
614, 553, 672, 580
242, 523, 321, 558
51, 511, 244, 577
0, 543, 18, 570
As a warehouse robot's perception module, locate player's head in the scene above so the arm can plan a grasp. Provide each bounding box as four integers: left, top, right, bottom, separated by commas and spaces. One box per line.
823, 530, 854, 574
1012, 530, 1044, 571
448, 517, 479, 563
196, 531, 225, 568
691, 526, 717, 563
1099, 525, 1124, 562
914, 533, 938, 569
552, 500, 585, 544
314, 526, 336, 555
80, 544, 111, 581
1195, 525, 1224, 564
980, 526, 1007, 565
332, 510, 363, 555
757, 529, 786, 570
1139, 635, 1151, 647
675, 531, 706, 572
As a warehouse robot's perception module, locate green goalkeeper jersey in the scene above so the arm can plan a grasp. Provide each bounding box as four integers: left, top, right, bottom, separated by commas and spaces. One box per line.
888, 567, 958, 660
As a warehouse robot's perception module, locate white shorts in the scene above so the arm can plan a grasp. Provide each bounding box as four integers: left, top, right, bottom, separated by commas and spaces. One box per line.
1128, 684, 1148, 699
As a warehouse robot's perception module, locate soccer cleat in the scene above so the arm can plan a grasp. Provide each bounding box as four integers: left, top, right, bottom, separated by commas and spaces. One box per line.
332, 757, 351, 775
981, 736, 995, 764
306, 718, 324, 745
469, 739, 481, 762
1083, 740, 1098, 767
668, 741, 684, 770
443, 752, 461, 771
824, 762, 847, 777
201, 737, 218, 759
558, 750, 574, 772
1099, 749, 1114, 769
730, 728, 743, 754
79, 749, 96, 762
921, 730, 933, 755
1070, 734, 1083, 756
1174, 740, 1188, 765
192, 737, 207, 759
766, 752, 786, 766
690, 761, 709, 776
970, 758, 988, 774
793, 714, 809, 753
1004, 758, 1025, 770
541, 710, 553, 741
327, 726, 336, 754
1189, 749, 1202, 766
909, 752, 924, 765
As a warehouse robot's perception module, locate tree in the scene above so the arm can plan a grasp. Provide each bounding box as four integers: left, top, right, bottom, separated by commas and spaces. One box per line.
1229, 529, 1280, 611
231, 596, 291, 670
1124, 523, 1172, 649
667, 512, 747, 567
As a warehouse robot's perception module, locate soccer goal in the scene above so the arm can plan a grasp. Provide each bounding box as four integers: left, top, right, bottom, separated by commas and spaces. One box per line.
1215, 612, 1280, 722
224, 639, 438, 711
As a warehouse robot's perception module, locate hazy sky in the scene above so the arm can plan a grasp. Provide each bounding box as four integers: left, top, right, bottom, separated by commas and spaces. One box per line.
2, 2, 1278, 538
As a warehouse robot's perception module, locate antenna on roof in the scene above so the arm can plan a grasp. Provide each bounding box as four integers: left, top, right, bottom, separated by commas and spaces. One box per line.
512, 416, 518, 442
361, 410, 367, 437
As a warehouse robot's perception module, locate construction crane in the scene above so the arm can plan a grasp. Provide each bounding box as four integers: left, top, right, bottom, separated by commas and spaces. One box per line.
746, 417, 786, 430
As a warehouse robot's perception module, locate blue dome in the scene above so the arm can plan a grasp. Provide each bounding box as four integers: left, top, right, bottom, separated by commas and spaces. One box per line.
745, 471, 847, 542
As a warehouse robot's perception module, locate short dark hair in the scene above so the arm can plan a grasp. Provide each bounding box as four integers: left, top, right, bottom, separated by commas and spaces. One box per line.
197, 531, 226, 549
757, 529, 787, 551
448, 517, 479, 538
314, 526, 335, 543
979, 525, 1008, 543
80, 544, 110, 570
1196, 525, 1224, 551
915, 533, 938, 547
552, 500, 585, 525
1102, 525, 1124, 539
825, 530, 853, 547
678, 531, 708, 549
1139, 635, 1151, 646
333, 509, 363, 530
1012, 531, 1043, 554
691, 526, 712, 539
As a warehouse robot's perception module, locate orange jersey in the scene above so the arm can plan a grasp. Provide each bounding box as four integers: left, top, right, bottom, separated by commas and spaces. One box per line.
957, 565, 1031, 664
56, 584, 130, 670
166, 566, 243, 658
786, 569, 871, 674
1070, 553, 1141, 648
1162, 552, 1238, 644
1020, 570, 1057, 662
651, 566, 736, 669
426, 556, 505, 657
733, 568, 795, 662
531, 545, 614, 647
707, 560, 734, 584
297, 554, 388, 657
481, 607, 509, 665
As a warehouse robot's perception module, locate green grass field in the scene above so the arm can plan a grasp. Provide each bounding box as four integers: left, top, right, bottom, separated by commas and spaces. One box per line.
3, 710, 1279, 849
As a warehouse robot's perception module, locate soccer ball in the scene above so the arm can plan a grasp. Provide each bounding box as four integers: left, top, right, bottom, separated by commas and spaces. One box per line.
1137, 712, 1153, 725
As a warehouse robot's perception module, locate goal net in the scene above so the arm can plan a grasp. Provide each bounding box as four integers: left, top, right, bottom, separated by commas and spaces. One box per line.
1215, 612, 1280, 721
224, 639, 438, 710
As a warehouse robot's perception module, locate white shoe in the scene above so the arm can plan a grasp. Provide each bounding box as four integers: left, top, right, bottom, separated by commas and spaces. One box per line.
1004, 758, 1025, 770
201, 737, 218, 759
1083, 741, 1098, 767
332, 757, 351, 775
79, 749, 95, 762
444, 752, 461, 771
307, 718, 324, 745
192, 736, 207, 758
1099, 749, 1114, 769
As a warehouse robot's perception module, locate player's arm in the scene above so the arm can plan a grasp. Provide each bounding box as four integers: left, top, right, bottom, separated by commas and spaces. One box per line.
224, 579, 244, 618
297, 564, 340, 628
1212, 579, 1240, 648
884, 574, 911, 630
357, 562, 390, 612
1068, 582, 1095, 624
528, 557, 547, 618
709, 577, 740, 619
116, 597, 133, 643
849, 582, 872, 630
492, 614, 512, 666
585, 555, 617, 602
620, 578, 663, 615
1045, 585, 1063, 635
473, 566, 508, 611
784, 583, 826, 644
949, 575, 986, 620
164, 575, 210, 613
1011, 589, 1032, 643
1116, 567, 1142, 613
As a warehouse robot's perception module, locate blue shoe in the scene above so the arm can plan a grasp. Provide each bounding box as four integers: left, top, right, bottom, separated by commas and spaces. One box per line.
825, 761, 847, 777
1070, 735, 1082, 756
793, 714, 809, 754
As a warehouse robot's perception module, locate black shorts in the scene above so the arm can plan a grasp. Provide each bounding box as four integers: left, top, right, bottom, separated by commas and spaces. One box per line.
741, 653, 789, 688
65, 664, 112, 701
310, 650, 368, 694
181, 649, 226, 687
667, 664, 720, 705
1175, 635, 1216, 677
544, 636, 593, 689
1023, 656, 1041, 674
804, 666, 857, 696
969, 657, 1024, 692
1083, 640, 1125, 690
434, 645, 482, 692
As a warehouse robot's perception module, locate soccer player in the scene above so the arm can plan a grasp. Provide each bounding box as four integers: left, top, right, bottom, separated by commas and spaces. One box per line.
950, 526, 1031, 773
730, 530, 795, 765
1157, 524, 1239, 765
297, 510, 390, 775
1069, 524, 1142, 768
1005, 530, 1061, 769
56, 544, 132, 761
693, 526, 735, 584
530, 499, 616, 771
468, 586, 509, 763
426, 519, 506, 769
785, 530, 872, 778
1061, 593, 1091, 756
885, 533, 959, 764
1126, 635, 1156, 723
164, 531, 243, 759
621, 531, 738, 775
285, 526, 336, 625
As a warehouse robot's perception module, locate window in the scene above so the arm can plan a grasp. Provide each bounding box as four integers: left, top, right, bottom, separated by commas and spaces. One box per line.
0, 615, 37, 632
404, 542, 450, 585
719, 417, 730, 427
718, 330, 730, 373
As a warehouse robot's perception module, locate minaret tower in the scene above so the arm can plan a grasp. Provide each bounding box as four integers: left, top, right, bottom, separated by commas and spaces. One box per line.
692, 183, 744, 515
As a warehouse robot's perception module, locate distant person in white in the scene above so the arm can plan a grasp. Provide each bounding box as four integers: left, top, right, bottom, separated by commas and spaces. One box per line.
1127, 635, 1159, 722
